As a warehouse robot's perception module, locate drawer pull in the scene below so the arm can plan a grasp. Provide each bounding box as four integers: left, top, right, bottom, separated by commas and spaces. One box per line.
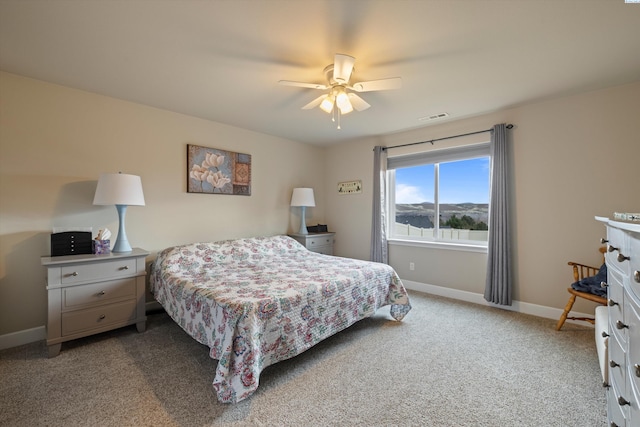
97, 291, 106, 297
610, 360, 620, 368
608, 245, 619, 253
600, 238, 609, 244
98, 314, 106, 321
602, 331, 610, 338
616, 320, 628, 330
600, 281, 608, 288
608, 299, 619, 307
71, 272, 79, 277
635, 271, 640, 283
618, 396, 630, 406
617, 253, 629, 262
635, 364, 640, 377
119, 265, 130, 270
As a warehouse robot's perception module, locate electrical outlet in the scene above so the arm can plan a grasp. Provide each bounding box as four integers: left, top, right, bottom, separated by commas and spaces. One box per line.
409, 262, 415, 271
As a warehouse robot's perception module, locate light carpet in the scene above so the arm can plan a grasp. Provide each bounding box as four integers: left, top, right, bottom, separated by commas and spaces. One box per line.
0, 291, 606, 426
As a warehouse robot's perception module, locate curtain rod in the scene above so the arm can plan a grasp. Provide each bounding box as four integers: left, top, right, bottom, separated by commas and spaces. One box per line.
380, 124, 514, 151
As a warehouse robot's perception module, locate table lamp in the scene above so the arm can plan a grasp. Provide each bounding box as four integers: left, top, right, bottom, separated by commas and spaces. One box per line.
93, 172, 145, 252
290, 187, 316, 235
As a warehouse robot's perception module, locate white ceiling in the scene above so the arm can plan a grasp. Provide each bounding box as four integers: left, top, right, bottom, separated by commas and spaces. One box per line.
1, 0, 639, 146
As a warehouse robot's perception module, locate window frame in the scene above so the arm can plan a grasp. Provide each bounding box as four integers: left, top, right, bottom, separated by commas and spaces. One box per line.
387, 142, 491, 251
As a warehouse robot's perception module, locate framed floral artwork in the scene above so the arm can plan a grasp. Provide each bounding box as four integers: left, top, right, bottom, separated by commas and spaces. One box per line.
187, 144, 251, 195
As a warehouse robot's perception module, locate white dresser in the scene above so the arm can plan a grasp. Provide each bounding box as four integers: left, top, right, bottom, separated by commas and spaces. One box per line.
41, 248, 149, 357
288, 232, 335, 255
597, 217, 640, 426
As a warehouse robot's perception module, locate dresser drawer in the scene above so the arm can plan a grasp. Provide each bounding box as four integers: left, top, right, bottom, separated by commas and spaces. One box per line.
630, 371, 640, 425
62, 278, 136, 310
629, 233, 640, 300
61, 299, 137, 336
609, 375, 629, 426
608, 226, 630, 277
60, 258, 137, 285
626, 291, 640, 398
610, 268, 626, 344
610, 328, 628, 398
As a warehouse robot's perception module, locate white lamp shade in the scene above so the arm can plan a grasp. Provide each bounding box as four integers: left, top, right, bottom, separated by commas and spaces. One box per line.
93, 173, 146, 206
290, 188, 315, 207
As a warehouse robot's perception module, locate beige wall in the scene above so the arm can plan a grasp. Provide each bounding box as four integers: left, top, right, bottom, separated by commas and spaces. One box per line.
325, 81, 640, 313
2, 70, 639, 342
0, 72, 326, 336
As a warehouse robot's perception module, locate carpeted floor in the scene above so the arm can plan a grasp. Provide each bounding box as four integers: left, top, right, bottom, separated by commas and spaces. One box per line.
0, 291, 606, 426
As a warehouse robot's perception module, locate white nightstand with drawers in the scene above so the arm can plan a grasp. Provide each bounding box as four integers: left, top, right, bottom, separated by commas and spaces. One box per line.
41, 248, 149, 357
288, 232, 335, 255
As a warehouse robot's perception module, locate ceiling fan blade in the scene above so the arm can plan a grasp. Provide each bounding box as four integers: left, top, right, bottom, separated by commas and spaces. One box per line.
279, 80, 328, 90
350, 77, 402, 92
333, 54, 355, 83
302, 95, 327, 110
348, 93, 371, 111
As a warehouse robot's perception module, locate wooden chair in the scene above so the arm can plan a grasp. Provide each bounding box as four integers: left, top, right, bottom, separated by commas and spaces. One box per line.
555, 247, 607, 331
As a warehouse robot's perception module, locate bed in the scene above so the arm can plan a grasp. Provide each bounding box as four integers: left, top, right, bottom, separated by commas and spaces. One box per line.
149, 235, 411, 403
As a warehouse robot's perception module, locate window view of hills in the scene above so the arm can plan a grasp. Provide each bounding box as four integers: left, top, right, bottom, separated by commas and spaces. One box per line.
395, 202, 489, 230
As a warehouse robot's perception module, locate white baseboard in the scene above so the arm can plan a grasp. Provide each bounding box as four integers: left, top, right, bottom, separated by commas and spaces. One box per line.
402, 279, 594, 327
0, 325, 46, 351
0, 301, 166, 351
0, 283, 592, 351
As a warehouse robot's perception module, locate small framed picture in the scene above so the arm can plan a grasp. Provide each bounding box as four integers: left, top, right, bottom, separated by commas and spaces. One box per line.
338, 180, 362, 195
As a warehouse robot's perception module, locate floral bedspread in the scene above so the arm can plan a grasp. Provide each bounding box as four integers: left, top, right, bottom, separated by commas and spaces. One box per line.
149, 235, 411, 403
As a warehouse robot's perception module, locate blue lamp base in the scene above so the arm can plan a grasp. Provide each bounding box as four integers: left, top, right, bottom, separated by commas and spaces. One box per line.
112, 204, 132, 252
298, 206, 308, 235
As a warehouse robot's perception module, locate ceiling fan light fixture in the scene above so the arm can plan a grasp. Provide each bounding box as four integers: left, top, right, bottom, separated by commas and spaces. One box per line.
336, 90, 353, 114
278, 53, 401, 128
319, 95, 335, 113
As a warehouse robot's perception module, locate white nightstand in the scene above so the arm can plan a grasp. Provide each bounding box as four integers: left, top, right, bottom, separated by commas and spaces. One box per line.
41, 248, 149, 357
288, 232, 335, 255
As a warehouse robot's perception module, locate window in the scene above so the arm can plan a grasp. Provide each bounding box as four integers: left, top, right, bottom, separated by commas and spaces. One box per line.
387, 143, 490, 246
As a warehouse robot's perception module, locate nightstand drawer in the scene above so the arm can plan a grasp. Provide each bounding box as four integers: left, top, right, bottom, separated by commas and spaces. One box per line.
312, 246, 333, 255
60, 259, 137, 284
63, 278, 136, 310
288, 233, 335, 256
306, 235, 334, 248
61, 299, 137, 336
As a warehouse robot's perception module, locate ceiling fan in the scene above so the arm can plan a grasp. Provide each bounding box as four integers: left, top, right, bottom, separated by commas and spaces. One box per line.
279, 54, 402, 129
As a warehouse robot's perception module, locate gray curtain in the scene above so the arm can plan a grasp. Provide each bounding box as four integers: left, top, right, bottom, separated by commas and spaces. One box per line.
484, 124, 512, 305
370, 146, 388, 263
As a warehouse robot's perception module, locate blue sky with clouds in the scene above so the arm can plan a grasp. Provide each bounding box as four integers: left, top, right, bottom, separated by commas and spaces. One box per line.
395, 157, 490, 204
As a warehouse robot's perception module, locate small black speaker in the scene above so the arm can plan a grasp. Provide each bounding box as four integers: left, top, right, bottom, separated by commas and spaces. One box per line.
50, 231, 93, 256
307, 224, 328, 233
